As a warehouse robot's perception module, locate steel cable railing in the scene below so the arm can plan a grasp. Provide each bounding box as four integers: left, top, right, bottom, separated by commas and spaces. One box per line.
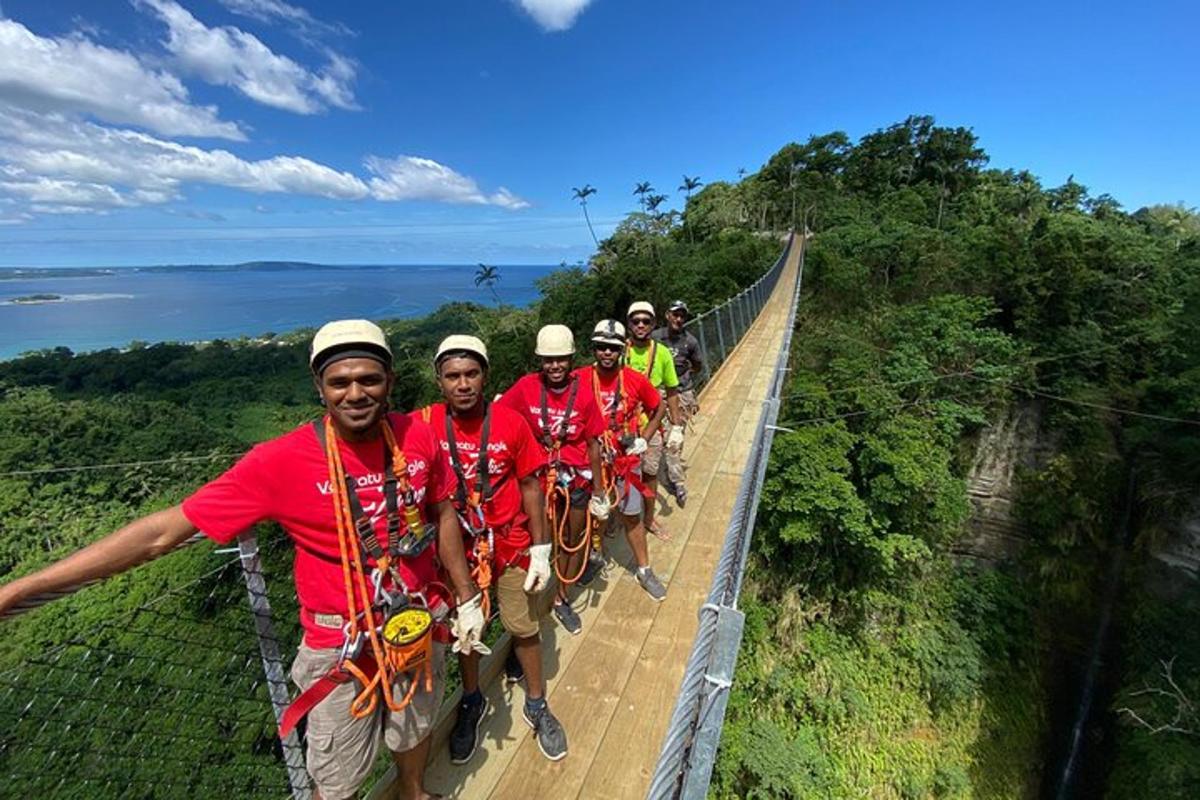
0, 235, 793, 800
647, 233, 805, 800
685, 234, 793, 395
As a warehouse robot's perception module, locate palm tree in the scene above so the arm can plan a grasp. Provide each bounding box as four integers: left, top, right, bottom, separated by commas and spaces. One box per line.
678, 175, 703, 201
678, 175, 702, 243
633, 181, 653, 212
645, 193, 667, 214
571, 184, 599, 247
474, 263, 502, 305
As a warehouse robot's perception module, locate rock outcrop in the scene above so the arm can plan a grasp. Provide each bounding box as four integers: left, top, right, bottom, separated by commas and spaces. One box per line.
955, 402, 1046, 566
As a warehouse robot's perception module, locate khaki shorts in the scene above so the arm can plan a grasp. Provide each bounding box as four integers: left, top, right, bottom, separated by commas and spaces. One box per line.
679, 388, 698, 416
641, 428, 666, 475
496, 565, 541, 638
290, 641, 445, 800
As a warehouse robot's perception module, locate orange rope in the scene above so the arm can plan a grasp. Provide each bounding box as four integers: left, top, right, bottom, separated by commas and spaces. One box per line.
323, 416, 433, 720
548, 461, 597, 586
470, 534, 493, 623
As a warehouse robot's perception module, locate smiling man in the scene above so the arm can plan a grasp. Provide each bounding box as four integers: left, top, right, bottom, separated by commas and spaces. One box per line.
574, 319, 670, 602
0, 319, 476, 800
414, 334, 568, 765
496, 324, 610, 636
623, 302, 684, 541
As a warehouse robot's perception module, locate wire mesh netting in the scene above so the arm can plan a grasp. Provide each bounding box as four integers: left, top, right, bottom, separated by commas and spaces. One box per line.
0, 529, 310, 799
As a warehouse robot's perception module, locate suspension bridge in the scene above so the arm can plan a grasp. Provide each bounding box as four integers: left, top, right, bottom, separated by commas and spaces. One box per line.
0, 233, 804, 800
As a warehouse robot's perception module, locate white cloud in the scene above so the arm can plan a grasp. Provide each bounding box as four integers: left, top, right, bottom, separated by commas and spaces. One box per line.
0, 19, 243, 139
137, 0, 358, 114
216, 0, 352, 39
366, 155, 530, 209
0, 107, 529, 215
516, 0, 595, 31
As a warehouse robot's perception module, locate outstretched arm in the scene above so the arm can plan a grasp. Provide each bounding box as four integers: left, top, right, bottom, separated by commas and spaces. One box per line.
0, 505, 199, 618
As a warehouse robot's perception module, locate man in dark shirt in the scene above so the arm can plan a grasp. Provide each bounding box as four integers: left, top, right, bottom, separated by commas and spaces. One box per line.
650, 300, 704, 507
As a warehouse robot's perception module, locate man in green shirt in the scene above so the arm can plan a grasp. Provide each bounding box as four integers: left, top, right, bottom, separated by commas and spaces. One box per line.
625, 301, 684, 540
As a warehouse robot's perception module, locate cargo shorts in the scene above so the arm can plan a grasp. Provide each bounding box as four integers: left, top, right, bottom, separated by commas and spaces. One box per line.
641, 428, 666, 475
290, 641, 446, 800
495, 564, 541, 639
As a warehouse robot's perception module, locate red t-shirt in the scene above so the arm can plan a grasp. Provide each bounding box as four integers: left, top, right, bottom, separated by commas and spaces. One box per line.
410, 403, 544, 564
496, 372, 605, 469
574, 365, 662, 438
181, 413, 449, 649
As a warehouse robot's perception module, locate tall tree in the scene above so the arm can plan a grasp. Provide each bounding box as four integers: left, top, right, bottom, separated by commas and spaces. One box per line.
474, 262, 502, 305
679, 175, 703, 243
634, 181, 654, 212
572, 184, 599, 247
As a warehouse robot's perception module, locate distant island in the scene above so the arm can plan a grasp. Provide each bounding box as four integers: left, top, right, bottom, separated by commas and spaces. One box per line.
8, 293, 64, 305
0, 261, 514, 280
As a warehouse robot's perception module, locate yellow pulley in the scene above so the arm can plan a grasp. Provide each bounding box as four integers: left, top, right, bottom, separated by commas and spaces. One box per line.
383, 607, 433, 647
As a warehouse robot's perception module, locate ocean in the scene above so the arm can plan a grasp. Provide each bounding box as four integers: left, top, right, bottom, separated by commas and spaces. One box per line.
0, 263, 555, 360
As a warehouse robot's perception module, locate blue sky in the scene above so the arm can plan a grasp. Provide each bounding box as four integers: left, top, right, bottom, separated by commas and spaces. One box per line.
0, 0, 1195, 267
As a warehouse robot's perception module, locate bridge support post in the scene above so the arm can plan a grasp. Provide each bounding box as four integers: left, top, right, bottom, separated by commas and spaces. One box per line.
237, 532, 313, 800
714, 306, 727, 362
695, 319, 712, 387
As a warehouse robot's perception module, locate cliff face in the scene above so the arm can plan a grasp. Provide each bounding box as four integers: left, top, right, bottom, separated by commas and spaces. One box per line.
1147, 504, 1200, 595
955, 402, 1046, 566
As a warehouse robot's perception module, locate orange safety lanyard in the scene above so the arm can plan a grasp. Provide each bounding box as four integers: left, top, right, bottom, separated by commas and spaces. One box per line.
320, 415, 432, 718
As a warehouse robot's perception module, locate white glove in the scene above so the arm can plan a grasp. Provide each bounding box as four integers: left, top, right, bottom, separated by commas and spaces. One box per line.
589, 494, 611, 521
666, 424, 685, 452
523, 543, 553, 593
452, 592, 490, 656
627, 436, 648, 456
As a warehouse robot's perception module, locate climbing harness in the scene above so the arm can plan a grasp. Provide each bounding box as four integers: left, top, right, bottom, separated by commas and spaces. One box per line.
278, 416, 444, 739
536, 376, 597, 586
443, 404, 504, 623
588, 367, 654, 516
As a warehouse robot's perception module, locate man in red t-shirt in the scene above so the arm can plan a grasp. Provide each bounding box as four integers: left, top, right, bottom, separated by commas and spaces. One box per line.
573, 319, 670, 602
0, 319, 477, 800
416, 335, 568, 765
496, 324, 610, 636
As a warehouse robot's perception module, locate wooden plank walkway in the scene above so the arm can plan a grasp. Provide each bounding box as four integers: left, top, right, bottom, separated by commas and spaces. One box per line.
375, 239, 801, 800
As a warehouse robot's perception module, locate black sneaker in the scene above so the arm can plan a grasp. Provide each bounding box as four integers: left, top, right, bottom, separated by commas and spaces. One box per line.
579, 552, 604, 587
552, 600, 582, 636
449, 694, 489, 764
523, 702, 568, 761
504, 651, 525, 685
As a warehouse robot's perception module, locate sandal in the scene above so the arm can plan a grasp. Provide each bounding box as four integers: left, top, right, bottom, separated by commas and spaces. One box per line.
647, 520, 672, 542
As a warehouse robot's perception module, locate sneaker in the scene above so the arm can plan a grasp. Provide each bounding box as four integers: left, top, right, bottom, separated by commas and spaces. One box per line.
552, 600, 582, 636
523, 702, 568, 761
449, 694, 489, 764
504, 651, 525, 685
579, 552, 604, 587
674, 485, 688, 509
636, 567, 667, 602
